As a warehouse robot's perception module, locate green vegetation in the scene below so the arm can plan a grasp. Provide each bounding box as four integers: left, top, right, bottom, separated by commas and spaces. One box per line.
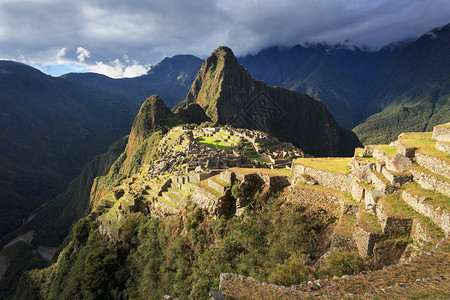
358, 211, 383, 234
334, 214, 356, 239
195, 136, 233, 150
403, 182, 450, 211
294, 157, 352, 175
0, 242, 48, 298
316, 251, 367, 279
379, 193, 445, 247
371, 145, 398, 157
18, 194, 339, 299
400, 132, 450, 164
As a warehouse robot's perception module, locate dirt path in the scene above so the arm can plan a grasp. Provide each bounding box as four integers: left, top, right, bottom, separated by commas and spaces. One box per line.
3, 230, 34, 249
35, 245, 57, 261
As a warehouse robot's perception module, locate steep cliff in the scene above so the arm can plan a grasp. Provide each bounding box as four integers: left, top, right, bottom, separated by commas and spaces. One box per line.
181, 46, 361, 156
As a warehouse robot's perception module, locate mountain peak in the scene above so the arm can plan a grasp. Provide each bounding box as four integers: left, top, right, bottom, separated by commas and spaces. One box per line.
126, 95, 175, 160
184, 46, 361, 156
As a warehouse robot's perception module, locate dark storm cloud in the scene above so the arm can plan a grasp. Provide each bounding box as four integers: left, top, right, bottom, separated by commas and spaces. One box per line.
0, 0, 449, 77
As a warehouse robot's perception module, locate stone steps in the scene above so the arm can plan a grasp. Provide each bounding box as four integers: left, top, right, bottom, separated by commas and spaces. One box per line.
381, 168, 413, 187
410, 163, 450, 197
402, 184, 450, 234
161, 191, 185, 207
168, 186, 188, 200
208, 175, 229, 195
371, 171, 399, 194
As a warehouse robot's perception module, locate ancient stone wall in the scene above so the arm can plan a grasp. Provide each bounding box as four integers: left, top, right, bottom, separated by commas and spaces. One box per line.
415, 153, 450, 178
402, 190, 450, 234
432, 123, 450, 142
291, 163, 352, 192
376, 202, 413, 238
289, 186, 343, 217
191, 187, 219, 213
435, 141, 450, 154
353, 225, 382, 256
410, 169, 450, 197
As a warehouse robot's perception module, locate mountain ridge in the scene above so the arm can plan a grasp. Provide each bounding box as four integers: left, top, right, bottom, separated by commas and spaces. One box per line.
180, 46, 362, 156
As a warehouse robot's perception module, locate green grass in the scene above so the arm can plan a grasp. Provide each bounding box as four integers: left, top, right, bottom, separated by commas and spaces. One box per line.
380, 193, 415, 219
400, 132, 450, 164
358, 211, 383, 234
380, 192, 445, 246
403, 182, 450, 211
371, 145, 398, 157
196, 136, 233, 150
249, 156, 271, 164
334, 214, 356, 239
434, 123, 450, 129
410, 162, 450, 183
228, 167, 291, 177
294, 157, 352, 175
354, 147, 365, 156
210, 175, 229, 187
372, 170, 392, 186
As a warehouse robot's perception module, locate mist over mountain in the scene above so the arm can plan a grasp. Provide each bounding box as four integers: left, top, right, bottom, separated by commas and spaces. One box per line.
239, 24, 450, 138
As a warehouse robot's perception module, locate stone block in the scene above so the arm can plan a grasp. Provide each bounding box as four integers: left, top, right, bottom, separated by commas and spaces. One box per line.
353, 225, 382, 256
381, 168, 413, 187
351, 181, 365, 203
436, 141, 450, 154
416, 153, 450, 178
371, 172, 398, 194
402, 190, 450, 234
432, 122, 450, 142
365, 189, 385, 214
354, 163, 375, 183
385, 153, 411, 172
375, 161, 385, 173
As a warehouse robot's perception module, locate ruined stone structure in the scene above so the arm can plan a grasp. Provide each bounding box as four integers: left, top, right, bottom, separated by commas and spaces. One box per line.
95, 123, 449, 277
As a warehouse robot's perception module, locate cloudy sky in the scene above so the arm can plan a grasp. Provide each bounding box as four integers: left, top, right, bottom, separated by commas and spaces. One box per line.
1, 0, 449, 78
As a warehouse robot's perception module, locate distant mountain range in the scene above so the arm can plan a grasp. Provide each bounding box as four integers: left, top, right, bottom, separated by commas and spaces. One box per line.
1, 23, 449, 243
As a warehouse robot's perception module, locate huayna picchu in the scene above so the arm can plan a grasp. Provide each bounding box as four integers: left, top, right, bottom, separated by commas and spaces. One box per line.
177, 46, 362, 157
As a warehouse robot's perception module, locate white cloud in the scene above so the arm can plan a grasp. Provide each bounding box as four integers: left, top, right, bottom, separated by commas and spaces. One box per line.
89, 58, 149, 78
76, 47, 90, 62
56, 47, 67, 63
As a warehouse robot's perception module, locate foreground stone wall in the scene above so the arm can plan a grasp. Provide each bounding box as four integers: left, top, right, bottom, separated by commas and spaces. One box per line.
291, 163, 352, 192
353, 225, 382, 256
415, 153, 450, 178
289, 186, 343, 216
410, 169, 450, 197
402, 190, 450, 234
435, 141, 450, 154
